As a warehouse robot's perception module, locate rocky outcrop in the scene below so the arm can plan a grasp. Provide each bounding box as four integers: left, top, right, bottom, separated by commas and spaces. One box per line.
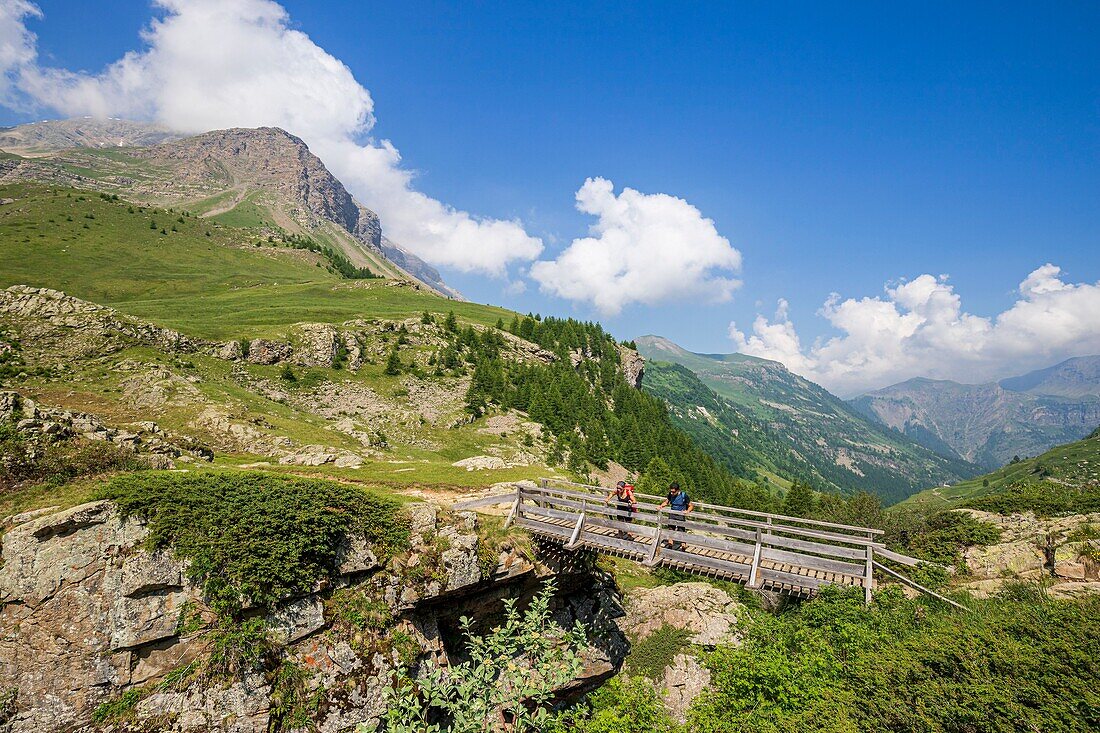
623, 582, 744, 646
662, 653, 711, 724
956, 509, 1100, 599
0, 286, 202, 358
0, 499, 627, 732
618, 345, 645, 389
0, 390, 210, 463
620, 582, 745, 722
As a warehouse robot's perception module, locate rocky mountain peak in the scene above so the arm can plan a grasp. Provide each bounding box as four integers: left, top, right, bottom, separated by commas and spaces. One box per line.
140, 126, 382, 249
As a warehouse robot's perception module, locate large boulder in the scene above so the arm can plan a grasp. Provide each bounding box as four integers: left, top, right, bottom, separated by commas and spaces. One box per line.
623, 582, 744, 646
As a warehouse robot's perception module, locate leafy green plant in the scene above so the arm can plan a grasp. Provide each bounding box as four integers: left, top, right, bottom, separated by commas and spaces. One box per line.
558, 676, 677, 733
96, 471, 408, 616
329, 587, 393, 632
91, 688, 145, 725
269, 659, 323, 731
685, 586, 1100, 733
203, 617, 273, 681
376, 581, 586, 733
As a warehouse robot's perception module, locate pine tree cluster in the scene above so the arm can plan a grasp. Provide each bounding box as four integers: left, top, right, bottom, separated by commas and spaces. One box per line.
432, 313, 774, 510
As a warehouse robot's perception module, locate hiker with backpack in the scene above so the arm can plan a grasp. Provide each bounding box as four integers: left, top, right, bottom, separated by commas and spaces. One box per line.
605, 480, 638, 538
657, 481, 693, 550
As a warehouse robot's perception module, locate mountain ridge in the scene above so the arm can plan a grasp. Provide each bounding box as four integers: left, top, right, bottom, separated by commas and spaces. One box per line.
0, 118, 460, 298
635, 335, 980, 503
851, 356, 1100, 470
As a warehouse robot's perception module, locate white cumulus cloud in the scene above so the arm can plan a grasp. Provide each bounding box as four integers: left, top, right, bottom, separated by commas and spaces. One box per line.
730, 264, 1100, 397
3, 0, 543, 276
530, 177, 742, 315
0, 0, 40, 106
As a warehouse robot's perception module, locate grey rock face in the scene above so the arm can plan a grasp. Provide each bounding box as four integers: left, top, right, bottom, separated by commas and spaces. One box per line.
292, 323, 340, 368
266, 596, 326, 645
335, 534, 380, 576
618, 345, 645, 389
245, 338, 293, 365
0, 499, 623, 732
623, 582, 744, 647
661, 653, 711, 723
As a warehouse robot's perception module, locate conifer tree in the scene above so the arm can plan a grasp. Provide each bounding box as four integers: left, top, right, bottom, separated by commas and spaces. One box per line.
637, 456, 676, 496
782, 481, 816, 517
384, 347, 402, 376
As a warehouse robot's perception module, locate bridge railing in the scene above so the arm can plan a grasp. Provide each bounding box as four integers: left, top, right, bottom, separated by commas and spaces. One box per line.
499, 478, 906, 601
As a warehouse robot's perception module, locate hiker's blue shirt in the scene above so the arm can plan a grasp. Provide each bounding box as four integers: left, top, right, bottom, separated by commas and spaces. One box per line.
667, 492, 690, 511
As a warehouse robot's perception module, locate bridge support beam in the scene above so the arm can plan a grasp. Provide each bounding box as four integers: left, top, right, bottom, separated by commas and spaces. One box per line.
645, 509, 663, 566
747, 527, 763, 588
503, 486, 521, 530
566, 502, 586, 549
864, 544, 874, 604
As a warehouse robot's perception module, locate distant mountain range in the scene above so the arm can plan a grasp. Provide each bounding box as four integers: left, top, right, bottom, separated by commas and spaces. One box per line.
850, 356, 1100, 469
635, 336, 980, 504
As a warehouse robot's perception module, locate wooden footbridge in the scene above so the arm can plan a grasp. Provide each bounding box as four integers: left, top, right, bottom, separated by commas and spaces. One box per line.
459, 478, 948, 604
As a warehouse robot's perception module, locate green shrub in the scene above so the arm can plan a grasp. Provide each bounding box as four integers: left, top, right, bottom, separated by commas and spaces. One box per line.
966, 482, 1100, 516
686, 586, 1100, 733
203, 617, 273, 681
564, 676, 677, 733
905, 511, 1001, 565
96, 471, 408, 616
625, 624, 692, 680
269, 659, 322, 730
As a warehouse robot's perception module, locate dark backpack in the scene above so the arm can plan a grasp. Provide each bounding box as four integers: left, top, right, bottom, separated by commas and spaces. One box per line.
668, 491, 690, 511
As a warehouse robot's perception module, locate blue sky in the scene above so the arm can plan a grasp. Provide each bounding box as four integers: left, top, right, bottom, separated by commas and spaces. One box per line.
3, 1, 1099, 393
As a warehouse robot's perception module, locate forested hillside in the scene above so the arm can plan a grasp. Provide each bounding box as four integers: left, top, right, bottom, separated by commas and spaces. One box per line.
636, 336, 980, 503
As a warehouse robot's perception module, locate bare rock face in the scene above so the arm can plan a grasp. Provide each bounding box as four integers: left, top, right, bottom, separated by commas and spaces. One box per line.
618, 344, 646, 389
661, 653, 711, 724
0, 502, 176, 732
292, 323, 340, 368
958, 509, 1100, 582
245, 338, 293, 365
141, 127, 383, 249
0, 499, 626, 732
623, 582, 744, 646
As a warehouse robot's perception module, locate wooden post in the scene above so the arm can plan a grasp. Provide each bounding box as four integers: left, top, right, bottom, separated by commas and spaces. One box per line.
567, 500, 586, 549
864, 544, 874, 604
748, 526, 763, 588
647, 508, 663, 566
503, 485, 521, 529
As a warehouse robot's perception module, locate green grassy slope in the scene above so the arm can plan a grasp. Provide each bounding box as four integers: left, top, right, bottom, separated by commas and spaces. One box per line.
636, 336, 981, 503
0, 183, 509, 339
899, 426, 1100, 514
1, 183, 775, 518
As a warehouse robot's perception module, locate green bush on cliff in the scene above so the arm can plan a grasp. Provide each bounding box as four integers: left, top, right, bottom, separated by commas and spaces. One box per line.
96, 471, 409, 616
